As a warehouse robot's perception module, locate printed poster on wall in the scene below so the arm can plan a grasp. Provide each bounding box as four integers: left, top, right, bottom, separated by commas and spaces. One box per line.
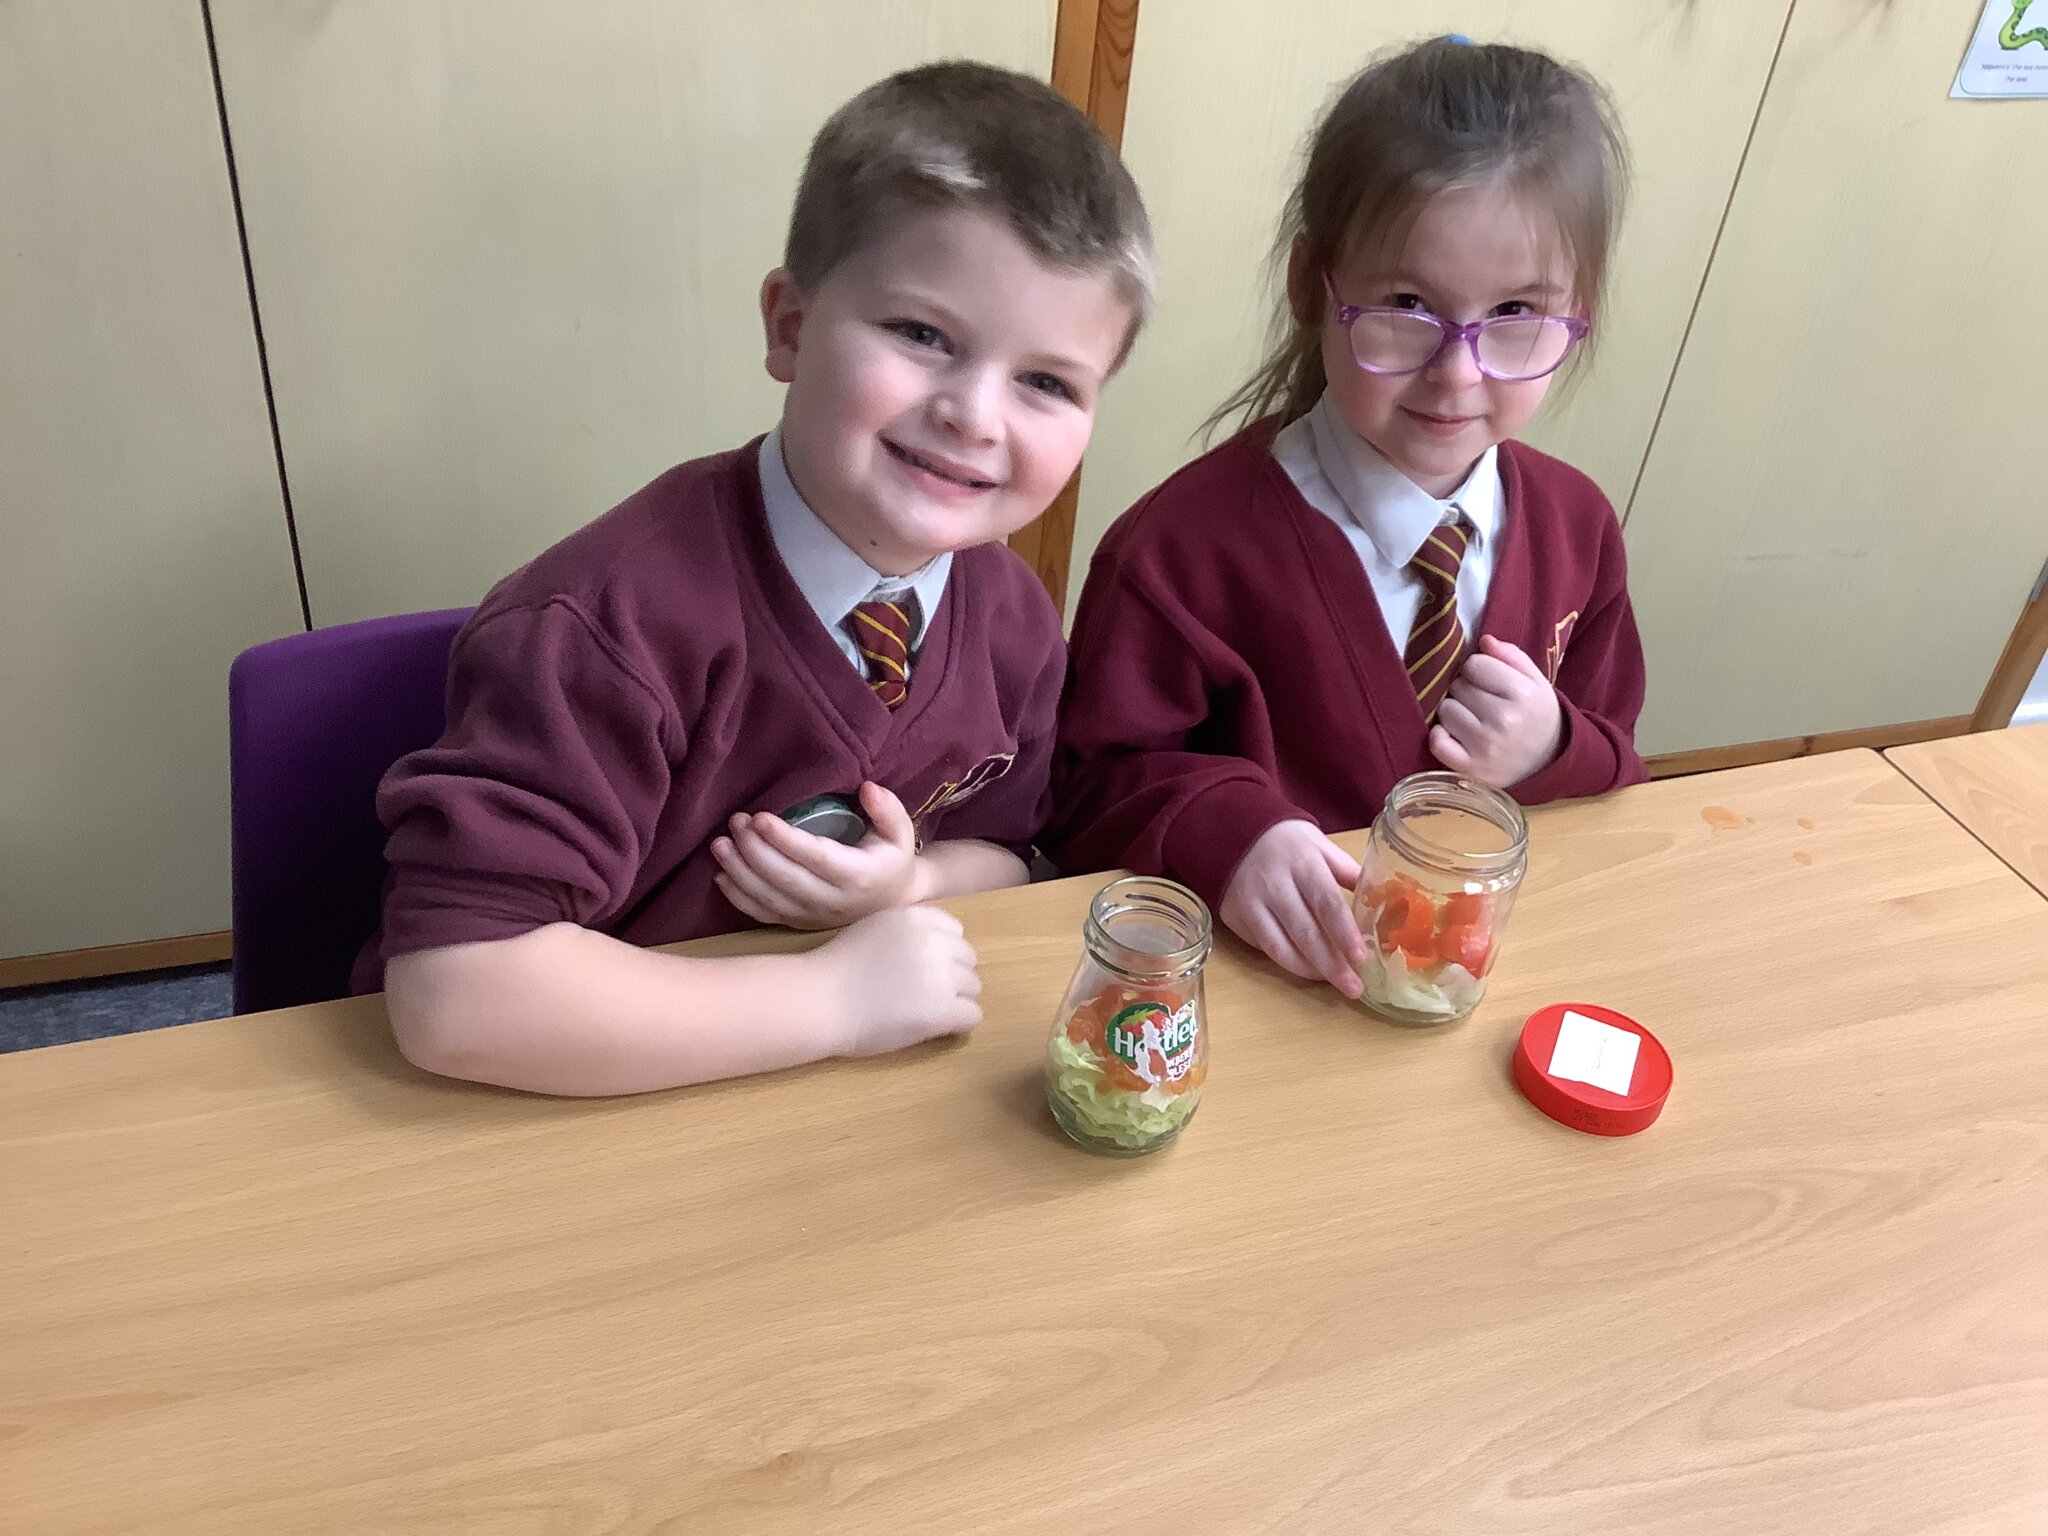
1953, 0, 2048, 97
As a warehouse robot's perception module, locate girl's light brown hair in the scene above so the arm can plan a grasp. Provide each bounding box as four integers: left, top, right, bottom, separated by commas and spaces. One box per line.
1211, 37, 1628, 437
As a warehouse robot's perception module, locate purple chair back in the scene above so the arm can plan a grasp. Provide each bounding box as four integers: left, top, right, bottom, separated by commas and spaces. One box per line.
228, 609, 471, 1014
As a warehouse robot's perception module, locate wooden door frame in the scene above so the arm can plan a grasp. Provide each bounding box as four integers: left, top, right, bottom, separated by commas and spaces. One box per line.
1971, 559, 2048, 732
1006, 0, 1141, 612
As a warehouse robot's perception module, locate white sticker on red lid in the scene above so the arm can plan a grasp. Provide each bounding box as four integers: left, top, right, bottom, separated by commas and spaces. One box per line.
1547, 1011, 1640, 1096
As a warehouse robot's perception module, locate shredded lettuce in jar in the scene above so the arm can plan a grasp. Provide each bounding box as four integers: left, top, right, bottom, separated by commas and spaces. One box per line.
1047, 1033, 1198, 1150
1359, 945, 1483, 1018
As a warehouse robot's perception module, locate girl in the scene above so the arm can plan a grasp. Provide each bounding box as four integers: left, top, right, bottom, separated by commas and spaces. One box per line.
1048, 37, 1647, 999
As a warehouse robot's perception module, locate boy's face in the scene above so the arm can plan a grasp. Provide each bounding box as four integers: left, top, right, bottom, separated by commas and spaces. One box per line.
762, 209, 1131, 577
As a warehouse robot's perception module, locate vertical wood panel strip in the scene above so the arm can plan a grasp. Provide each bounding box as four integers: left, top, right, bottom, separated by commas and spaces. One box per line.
1973, 578, 2048, 732
1009, 0, 1140, 612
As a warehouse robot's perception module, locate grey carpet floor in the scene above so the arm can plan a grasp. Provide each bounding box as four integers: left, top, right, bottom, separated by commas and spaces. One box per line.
0, 964, 234, 1053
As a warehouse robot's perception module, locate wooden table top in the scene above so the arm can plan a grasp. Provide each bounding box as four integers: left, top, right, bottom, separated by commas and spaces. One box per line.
5, 749, 2046, 1534
1888, 724, 2048, 900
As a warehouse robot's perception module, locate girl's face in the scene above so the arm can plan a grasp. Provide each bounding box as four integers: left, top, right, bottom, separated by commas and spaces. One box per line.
1319, 184, 1581, 498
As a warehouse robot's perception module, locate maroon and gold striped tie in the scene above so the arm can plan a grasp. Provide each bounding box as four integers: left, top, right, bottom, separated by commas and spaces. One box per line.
849, 597, 915, 709
1405, 516, 1472, 722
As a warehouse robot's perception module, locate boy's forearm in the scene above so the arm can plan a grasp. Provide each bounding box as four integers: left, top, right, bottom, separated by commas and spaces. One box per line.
914, 838, 1030, 901
384, 923, 846, 1096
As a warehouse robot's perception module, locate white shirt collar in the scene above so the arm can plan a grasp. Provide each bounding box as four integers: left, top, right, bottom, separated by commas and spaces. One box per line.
758, 429, 951, 644
1303, 393, 1502, 569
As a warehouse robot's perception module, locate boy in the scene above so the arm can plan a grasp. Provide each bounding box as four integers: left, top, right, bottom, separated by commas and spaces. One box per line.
357, 62, 1153, 1095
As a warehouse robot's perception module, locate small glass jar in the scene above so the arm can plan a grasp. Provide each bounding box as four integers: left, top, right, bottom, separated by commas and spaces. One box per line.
1045, 877, 1211, 1156
1352, 772, 1528, 1026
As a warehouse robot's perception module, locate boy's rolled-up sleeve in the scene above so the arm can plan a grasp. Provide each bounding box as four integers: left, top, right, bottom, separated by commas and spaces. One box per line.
374, 598, 681, 961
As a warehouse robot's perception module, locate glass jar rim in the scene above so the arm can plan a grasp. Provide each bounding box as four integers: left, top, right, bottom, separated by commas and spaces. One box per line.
1379, 771, 1529, 877
1084, 875, 1212, 981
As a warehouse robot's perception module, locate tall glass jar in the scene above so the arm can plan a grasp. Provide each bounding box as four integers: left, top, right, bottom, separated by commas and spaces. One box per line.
1352, 772, 1528, 1026
1045, 877, 1211, 1156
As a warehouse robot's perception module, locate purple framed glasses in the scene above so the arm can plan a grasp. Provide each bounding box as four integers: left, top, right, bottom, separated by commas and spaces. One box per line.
1325, 276, 1589, 383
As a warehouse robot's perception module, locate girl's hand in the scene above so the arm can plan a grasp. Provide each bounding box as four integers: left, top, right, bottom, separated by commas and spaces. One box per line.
712, 782, 929, 930
1428, 635, 1563, 787
1220, 819, 1366, 998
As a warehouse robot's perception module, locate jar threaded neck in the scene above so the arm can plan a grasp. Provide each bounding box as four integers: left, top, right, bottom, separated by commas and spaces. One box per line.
1379, 772, 1529, 880
1084, 876, 1212, 983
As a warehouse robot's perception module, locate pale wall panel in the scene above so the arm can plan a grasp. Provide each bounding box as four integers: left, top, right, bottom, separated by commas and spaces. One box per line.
1626, 0, 2048, 753
212, 0, 1056, 625
0, 1, 303, 957
1076, 1, 1789, 605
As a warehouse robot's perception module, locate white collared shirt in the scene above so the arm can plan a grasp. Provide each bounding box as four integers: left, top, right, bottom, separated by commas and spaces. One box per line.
1271, 393, 1504, 646
759, 429, 952, 678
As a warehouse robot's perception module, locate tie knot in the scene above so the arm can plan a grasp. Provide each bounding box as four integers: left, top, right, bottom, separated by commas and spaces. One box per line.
851, 596, 914, 649
849, 596, 916, 709
1410, 515, 1472, 599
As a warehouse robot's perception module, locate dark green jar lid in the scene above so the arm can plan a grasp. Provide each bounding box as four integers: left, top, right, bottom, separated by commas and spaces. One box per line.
779, 793, 869, 847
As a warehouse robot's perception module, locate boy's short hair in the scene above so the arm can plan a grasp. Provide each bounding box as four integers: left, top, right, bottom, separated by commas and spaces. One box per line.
785, 61, 1155, 339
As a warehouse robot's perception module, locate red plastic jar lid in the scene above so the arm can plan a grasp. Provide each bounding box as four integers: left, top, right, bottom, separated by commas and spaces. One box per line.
1513, 1003, 1672, 1136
